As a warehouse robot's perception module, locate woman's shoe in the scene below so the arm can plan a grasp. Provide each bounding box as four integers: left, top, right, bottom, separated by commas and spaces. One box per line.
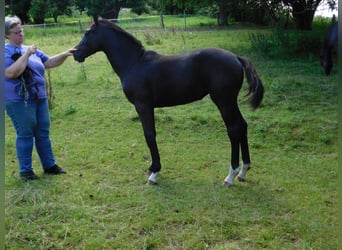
44, 165, 66, 175
20, 171, 39, 180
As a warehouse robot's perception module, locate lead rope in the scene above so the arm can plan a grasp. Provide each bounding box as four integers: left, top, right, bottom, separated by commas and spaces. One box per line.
16, 71, 38, 107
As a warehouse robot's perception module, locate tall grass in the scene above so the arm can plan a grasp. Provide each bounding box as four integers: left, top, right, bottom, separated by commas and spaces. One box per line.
249, 28, 325, 58
248, 16, 334, 58
5, 18, 337, 249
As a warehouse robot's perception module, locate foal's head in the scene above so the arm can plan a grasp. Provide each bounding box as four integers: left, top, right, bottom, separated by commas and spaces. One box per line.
320, 48, 333, 76
74, 16, 144, 63
320, 20, 338, 76
73, 18, 104, 62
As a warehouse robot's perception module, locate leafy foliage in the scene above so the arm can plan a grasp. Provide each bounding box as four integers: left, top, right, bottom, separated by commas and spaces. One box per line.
5, 0, 338, 29
6, 0, 74, 23
266, 0, 337, 30
29, 0, 48, 24
74, 0, 148, 19
5, 0, 32, 23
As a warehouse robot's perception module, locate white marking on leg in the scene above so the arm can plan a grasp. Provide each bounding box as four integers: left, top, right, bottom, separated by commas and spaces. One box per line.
224, 166, 240, 187
237, 163, 251, 182
148, 172, 158, 185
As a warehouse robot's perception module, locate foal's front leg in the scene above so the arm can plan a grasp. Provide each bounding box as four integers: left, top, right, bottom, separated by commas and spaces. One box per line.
134, 103, 161, 184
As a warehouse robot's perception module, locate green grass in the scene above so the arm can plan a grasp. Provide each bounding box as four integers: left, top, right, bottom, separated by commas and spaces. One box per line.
5, 19, 337, 249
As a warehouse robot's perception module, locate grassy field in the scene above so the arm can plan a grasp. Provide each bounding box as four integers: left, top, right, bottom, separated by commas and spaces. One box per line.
5, 16, 337, 249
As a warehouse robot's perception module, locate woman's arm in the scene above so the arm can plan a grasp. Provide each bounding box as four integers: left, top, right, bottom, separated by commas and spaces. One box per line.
44, 47, 76, 69
5, 45, 36, 79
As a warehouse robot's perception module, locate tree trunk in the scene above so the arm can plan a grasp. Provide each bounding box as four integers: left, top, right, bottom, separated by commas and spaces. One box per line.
292, 9, 315, 30
102, 6, 121, 20
33, 16, 45, 24
285, 0, 322, 30
53, 14, 58, 23
113, 6, 121, 19
218, 7, 228, 26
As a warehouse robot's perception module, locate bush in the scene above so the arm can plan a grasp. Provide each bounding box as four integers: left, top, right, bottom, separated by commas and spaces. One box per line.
249, 27, 324, 58
293, 31, 323, 54
249, 32, 275, 57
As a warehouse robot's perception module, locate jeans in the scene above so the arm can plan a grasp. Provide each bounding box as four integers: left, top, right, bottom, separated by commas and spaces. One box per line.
6, 99, 56, 173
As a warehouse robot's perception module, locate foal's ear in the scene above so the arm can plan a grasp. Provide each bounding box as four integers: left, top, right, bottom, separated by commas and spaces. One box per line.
93, 15, 102, 25
93, 15, 98, 25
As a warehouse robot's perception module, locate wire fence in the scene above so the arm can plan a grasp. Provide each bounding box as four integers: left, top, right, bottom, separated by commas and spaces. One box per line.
21, 6, 338, 35
21, 14, 210, 34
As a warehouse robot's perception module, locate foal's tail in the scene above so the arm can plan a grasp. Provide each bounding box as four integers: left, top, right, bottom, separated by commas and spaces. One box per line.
238, 56, 264, 109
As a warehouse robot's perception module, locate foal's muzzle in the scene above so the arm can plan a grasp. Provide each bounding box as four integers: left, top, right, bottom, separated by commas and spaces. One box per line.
73, 52, 84, 62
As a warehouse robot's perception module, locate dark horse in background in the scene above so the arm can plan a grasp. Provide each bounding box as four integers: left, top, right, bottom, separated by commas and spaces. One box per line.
320, 18, 338, 76
73, 17, 264, 186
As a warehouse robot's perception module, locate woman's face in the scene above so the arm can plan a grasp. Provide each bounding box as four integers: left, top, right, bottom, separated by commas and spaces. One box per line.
7, 24, 24, 46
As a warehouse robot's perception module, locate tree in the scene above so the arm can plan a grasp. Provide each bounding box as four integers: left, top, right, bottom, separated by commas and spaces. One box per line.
230, 0, 269, 26
48, 0, 74, 23
75, 0, 148, 20
29, 0, 48, 24
216, 0, 231, 26
265, 0, 337, 30
5, 0, 32, 23
187, 0, 232, 26
6, 0, 74, 24
283, 0, 322, 30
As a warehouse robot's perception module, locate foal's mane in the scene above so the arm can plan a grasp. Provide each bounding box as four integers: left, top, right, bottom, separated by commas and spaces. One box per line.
98, 19, 144, 50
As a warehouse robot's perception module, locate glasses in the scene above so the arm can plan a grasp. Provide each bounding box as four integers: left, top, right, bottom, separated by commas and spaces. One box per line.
10, 29, 24, 35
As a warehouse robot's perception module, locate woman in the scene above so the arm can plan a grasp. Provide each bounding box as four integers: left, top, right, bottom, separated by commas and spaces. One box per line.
5, 16, 76, 180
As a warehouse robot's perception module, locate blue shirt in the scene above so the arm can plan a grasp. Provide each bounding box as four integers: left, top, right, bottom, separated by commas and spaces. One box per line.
5, 44, 49, 100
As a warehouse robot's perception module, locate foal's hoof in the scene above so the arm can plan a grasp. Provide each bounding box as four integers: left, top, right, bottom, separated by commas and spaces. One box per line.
223, 166, 240, 187
237, 176, 247, 182
223, 181, 234, 187
237, 164, 251, 182
147, 172, 159, 185
147, 179, 158, 185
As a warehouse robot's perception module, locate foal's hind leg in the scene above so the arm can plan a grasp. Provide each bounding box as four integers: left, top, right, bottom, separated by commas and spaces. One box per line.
134, 103, 161, 184
227, 115, 251, 184
214, 102, 251, 186
237, 118, 251, 182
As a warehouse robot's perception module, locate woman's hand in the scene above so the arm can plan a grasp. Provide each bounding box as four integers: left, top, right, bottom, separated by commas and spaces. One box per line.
5, 45, 34, 78
64, 47, 77, 57
25, 45, 37, 56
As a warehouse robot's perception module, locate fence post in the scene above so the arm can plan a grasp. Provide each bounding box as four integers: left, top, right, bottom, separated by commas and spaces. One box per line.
183, 10, 187, 30
45, 69, 55, 108
78, 20, 83, 33
160, 13, 165, 29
